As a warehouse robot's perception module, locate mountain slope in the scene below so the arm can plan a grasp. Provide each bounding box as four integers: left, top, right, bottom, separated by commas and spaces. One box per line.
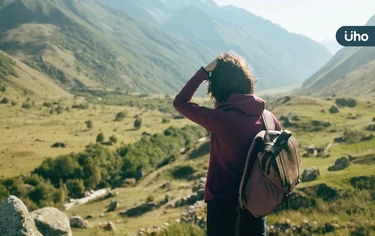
0, 50, 71, 99
298, 15, 375, 97
101, 0, 332, 90
0, 0, 214, 95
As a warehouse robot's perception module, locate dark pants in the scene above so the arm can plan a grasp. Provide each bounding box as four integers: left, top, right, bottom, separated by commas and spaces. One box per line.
206, 195, 266, 236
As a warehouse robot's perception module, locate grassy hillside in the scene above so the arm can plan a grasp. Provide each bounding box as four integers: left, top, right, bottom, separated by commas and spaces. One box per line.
66, 95, 375, 235
1, 93, 374, 235
0, 50, 71, 99
299, 15, 375, 97
0, 0, 214, 95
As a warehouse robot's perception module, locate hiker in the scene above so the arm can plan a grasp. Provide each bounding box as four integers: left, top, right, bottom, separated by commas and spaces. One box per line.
173, 52, 281, 236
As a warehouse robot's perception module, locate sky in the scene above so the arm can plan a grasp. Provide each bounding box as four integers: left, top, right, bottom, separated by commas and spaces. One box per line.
214, 0, 375, 42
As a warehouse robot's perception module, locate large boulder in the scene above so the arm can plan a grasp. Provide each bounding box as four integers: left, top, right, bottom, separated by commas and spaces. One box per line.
328, 157, 350, 171
69, 216, 92, 229
302, 167, 320, 182
329, 105, 339, 114
0, 196, 42, 236
31, 207, 72, 236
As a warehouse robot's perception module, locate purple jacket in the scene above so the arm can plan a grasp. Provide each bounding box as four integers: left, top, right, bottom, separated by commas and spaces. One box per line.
173, 68, 281, 201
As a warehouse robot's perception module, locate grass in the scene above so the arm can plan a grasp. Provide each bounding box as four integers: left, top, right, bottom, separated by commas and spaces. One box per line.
1, 93, 375, 235
0, 98, 194, 179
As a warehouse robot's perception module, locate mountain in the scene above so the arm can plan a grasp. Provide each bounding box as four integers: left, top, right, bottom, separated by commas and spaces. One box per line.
321, 39, 342, 55
0, 0, 214, 95
298, 15, 375, 97
0, 50, 71, 99
101, 0, 332, 90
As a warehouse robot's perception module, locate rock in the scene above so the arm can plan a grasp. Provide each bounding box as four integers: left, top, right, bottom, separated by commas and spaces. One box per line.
335, 98, 356, 108
104, 222, 117, 231
0, 195, 42, 236
328, 157, 350, 171
31, 207, 72, 236
329, 105, 339, 114
107, 201, 119, 212
301, 167, 320, 182
69, 216, 92, 229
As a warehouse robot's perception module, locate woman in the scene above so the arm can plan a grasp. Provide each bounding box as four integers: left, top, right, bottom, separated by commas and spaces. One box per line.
173, 52, 281, 236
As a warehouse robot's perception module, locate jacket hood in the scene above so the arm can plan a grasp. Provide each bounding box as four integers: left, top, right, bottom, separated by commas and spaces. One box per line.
216, 94, 265, 115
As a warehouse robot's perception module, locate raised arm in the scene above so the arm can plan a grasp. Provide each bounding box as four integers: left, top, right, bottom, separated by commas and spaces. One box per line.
173, 60, 226, 132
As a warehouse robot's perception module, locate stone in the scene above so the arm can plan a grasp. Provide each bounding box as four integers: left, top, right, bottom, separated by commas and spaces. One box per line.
31, 207, 72, 236
301, 167, 320, 182
329, 105, 339, 114
69, 216, 92, 229
328, 157, 350, 171
104, 222, 117, 231
0, 195, 42, 236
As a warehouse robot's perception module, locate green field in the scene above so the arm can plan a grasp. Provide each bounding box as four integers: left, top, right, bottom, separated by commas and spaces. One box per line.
1, 90, 375, 235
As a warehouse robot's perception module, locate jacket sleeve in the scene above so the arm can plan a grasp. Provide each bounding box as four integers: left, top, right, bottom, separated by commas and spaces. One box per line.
173, 68, 226, 132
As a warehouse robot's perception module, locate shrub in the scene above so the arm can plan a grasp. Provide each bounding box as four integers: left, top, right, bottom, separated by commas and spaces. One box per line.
72, 103, 89, 109
66, 179, 85, 198
157, 223, 206, 236
0, 97, 9, 104
146, 195, 155, 202
85, 120, 93, 130
344, 129, 365, 143
170, 165, 196, 179
162, 118, 170, 124
22, 102, 32, 109
109, 135, 118, 144
114, 112, 127, 121
0, 84, 6, 92
96, 132, 105, 143
42, 102, 53, 107
134, 118, 142, 129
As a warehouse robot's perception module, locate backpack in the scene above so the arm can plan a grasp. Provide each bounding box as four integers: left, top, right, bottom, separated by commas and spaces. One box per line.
238, 110, 301, 217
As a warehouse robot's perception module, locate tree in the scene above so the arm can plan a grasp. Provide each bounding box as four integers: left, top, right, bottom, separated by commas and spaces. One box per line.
66, 179, 85, 198
85, 120, 93, 130
114, 111, 127, 121
96, 132, 105, 143
109, 135, 118, 144
134, 118, 142, 129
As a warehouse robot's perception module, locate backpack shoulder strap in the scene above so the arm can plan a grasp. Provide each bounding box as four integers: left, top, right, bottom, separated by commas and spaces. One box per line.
262, 110, 275, 131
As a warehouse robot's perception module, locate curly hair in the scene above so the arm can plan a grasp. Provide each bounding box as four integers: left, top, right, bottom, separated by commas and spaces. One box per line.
207, 52, 254, 103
